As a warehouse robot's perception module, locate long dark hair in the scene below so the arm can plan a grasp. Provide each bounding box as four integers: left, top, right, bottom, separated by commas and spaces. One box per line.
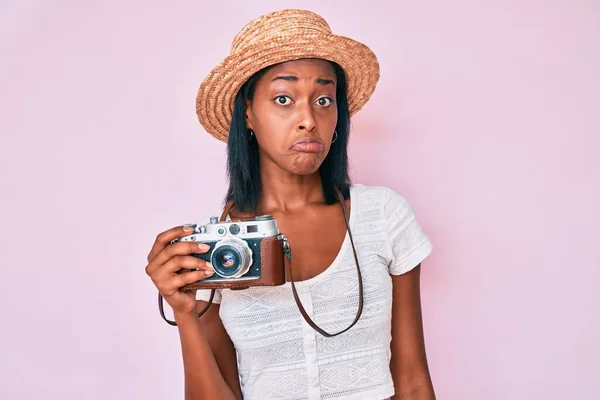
225, 61, 351, 213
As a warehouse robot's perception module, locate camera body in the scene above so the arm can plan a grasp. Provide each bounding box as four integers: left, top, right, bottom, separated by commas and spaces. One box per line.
173, 215, 287, 290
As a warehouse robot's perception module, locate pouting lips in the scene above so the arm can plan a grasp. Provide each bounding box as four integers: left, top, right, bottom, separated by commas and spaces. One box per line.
290, 138, 324, 153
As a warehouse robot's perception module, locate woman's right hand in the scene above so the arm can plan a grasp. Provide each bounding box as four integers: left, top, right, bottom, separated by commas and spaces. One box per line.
145, 225, 215, 318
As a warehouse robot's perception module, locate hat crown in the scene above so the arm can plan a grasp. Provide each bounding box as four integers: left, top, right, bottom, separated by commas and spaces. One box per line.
230, 9, 332, 54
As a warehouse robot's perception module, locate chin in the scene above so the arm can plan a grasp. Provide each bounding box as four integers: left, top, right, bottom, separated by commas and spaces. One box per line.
291, 167, 320, 176
288, 155, 324, 175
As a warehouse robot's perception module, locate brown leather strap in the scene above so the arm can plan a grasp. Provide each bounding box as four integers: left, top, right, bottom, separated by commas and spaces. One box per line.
285, 188, 363, 337
159, 286, 215, 326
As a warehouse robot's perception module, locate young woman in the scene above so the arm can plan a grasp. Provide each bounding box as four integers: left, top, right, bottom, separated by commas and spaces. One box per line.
146, 9, 435, 400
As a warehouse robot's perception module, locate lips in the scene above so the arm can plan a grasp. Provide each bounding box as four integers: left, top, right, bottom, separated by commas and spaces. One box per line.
290, 137, 324, 153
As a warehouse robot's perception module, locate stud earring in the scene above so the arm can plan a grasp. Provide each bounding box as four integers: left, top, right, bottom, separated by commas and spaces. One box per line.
248, 129, 254, 139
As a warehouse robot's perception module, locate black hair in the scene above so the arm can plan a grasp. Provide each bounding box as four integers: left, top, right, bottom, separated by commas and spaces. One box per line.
225, 61, 351, 213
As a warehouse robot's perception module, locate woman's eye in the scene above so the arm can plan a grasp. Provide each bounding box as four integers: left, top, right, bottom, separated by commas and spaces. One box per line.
316, 97, 332, 107
274, 95, 292, 105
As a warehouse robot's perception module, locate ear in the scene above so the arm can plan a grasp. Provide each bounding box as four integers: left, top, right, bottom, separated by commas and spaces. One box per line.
244, 99, 254, 131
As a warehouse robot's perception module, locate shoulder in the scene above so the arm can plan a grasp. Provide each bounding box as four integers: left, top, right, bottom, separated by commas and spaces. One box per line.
351, 183, 427, 240
350, 183, 411, 211
351, 184, 433, 274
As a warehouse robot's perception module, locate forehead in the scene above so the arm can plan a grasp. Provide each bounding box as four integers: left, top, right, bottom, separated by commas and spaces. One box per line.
263, 58, 336, 80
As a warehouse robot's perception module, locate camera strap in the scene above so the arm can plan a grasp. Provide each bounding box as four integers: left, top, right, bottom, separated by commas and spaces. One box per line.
284, 188, 364, 337
159, 189, 364, 337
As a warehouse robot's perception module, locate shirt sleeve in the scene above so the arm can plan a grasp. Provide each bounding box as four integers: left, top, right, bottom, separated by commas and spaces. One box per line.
383, 187, 433, 275
195, 288, 222, 304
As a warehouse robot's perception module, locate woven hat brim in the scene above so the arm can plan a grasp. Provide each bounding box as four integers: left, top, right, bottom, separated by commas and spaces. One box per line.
196, 34, 380, 142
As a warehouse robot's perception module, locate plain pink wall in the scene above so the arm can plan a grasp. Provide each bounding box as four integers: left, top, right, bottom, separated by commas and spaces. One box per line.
1, 0, 598, 399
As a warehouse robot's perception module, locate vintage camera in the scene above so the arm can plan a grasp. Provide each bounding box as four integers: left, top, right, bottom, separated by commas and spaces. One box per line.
172, 215, 288, 290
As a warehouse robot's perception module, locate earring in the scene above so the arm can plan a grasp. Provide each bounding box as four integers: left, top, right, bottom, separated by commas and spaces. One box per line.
331, 130, 338, 143
248, 129, 254, 139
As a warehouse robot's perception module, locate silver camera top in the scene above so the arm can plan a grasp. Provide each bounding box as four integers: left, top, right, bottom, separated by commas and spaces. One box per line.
180, 215, 280, 242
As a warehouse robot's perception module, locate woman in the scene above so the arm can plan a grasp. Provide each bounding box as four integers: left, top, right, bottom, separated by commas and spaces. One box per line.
146, 9, 435, 400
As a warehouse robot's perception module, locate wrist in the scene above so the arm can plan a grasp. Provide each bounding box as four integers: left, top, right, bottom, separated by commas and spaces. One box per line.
173, 309, 199, 325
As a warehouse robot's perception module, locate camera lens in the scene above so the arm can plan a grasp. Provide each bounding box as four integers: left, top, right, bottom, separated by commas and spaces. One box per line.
211, 238, 253, 278
218, 251, 237, 269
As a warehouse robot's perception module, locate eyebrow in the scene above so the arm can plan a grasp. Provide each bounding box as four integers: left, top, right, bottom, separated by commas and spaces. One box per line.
272, 76, 335, 86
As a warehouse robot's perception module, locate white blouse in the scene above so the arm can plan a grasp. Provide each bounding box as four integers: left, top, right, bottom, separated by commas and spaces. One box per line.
196, 184, 433, 400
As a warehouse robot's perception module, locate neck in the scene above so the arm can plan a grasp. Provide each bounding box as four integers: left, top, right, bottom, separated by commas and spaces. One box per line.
258, 165, 325, 214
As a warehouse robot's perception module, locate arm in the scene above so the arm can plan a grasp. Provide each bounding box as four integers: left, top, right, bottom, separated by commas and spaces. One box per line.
390, 264, 436, 400
176, 301, 242, 400
145, 225, 242, 399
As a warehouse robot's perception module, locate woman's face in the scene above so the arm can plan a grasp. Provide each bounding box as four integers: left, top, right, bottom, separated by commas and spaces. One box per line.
245, 59, 338, 176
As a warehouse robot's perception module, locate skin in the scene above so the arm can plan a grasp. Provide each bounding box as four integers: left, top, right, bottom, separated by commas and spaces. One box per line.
145, 59, 435, 400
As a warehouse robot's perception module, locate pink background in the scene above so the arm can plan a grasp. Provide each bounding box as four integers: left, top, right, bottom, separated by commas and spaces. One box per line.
1, 1, 599, 399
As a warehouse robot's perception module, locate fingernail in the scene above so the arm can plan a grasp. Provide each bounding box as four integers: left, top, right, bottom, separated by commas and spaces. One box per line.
204, 270, 215, 275
197, 243, 210, 251
183, 224, 194, 232
206, 262, 214, 270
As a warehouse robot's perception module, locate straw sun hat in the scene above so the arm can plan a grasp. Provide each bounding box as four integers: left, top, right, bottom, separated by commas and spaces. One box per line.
195, 9, 380, 142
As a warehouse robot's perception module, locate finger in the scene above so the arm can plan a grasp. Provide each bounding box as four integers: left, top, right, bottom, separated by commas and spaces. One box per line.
164, 255, 213, 273
173, 269, 215, 288
151, 255, 213, 282
149, 241, 211, 273
147, 225, 196, 263
146, 242, 207, 277
159, 269, 215, 297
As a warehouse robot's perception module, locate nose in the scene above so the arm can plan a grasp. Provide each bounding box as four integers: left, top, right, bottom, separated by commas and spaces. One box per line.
296, 103, 316, 132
